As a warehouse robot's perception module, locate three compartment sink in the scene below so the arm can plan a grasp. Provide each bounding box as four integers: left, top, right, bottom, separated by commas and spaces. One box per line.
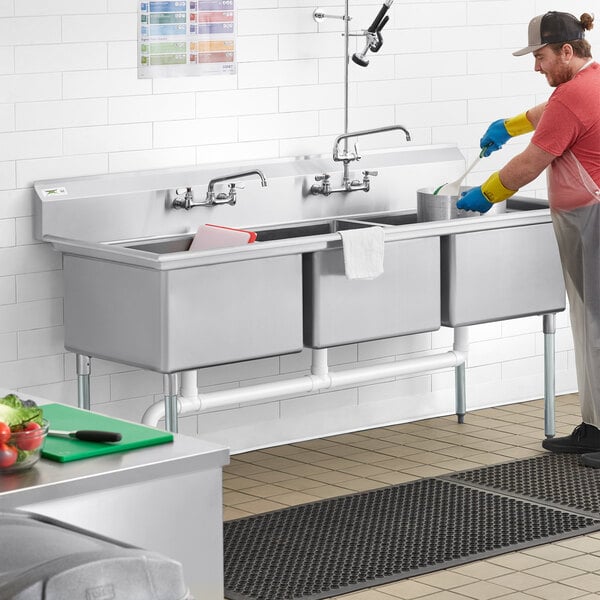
57, 197, 565, 374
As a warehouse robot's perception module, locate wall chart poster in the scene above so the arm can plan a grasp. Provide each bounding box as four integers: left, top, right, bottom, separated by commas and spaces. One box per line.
138, 0, 235, 78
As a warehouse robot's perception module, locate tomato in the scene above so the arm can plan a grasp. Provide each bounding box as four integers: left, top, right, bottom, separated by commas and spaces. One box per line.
0, 421, 10, 444
0, 442, 17, 468
15, 421, 43, 451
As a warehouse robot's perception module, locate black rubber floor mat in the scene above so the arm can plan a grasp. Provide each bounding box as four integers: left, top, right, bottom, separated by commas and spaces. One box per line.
224, 476, 600, 600
447, 453, 600, 517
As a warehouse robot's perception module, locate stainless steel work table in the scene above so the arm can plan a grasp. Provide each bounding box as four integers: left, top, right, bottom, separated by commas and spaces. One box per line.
0, 391, 230, 600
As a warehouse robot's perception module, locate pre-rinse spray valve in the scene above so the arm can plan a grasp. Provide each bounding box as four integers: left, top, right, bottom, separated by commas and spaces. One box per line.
352, 0, 394, 67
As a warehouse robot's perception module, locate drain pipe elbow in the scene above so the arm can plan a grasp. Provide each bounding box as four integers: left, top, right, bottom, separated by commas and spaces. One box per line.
142, 400, 167, 427
451, 326, 469, 366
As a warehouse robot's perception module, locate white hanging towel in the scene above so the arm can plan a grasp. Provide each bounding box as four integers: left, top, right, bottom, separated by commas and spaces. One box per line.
338, 226, 385, 280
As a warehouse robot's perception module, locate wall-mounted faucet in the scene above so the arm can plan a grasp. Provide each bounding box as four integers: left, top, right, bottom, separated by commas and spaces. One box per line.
311, 125, 411, 196
172, 169, 267, 210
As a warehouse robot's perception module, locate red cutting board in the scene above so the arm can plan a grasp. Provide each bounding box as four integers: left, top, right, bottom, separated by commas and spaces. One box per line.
41, 403, 174, 463
189, 223, 256, 251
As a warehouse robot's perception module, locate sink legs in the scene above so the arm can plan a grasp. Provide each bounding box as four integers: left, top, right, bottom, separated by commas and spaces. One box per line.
163, 373, 179, 433
543, 313, 556, 438
452, 316, 557, 437
76, 354, 91, 410
455, 363, 466, 424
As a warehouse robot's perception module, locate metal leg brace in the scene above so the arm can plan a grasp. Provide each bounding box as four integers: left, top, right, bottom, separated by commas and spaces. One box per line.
543, 313, 556, 438
163, 373, 179, 433
76, 354, 91, 410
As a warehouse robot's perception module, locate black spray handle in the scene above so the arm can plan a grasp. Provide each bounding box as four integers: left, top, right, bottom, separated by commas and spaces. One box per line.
366, 0, 393, 33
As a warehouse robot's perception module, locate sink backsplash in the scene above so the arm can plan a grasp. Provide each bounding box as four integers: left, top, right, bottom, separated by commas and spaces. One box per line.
34, 145, 463, 244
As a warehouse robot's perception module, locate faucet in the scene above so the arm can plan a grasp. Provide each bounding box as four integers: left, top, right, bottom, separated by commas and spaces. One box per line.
333, 124, 411, 163
172, 169, 267, 210
311, 125, 411, 196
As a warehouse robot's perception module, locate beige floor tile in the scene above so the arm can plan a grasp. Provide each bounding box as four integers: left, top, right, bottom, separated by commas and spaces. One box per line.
412, 571, 476, 590
276, 476, 333, 491
241, 483, 291, 498
455, 580, 513, 599
562, 572, 600, 593
267, 490, 323, 506
400, 464, 453, 478
489, 572, 549, 591
526, 582, 586, 599
233, 498, 287, 514
338, 464, 392, 477
223, 506, 253, 521
368, 471, 417, 486
523, 545, 583, 562
524, 562, 584, 582
300, 484, 356, 499
223, 476, 265, 491
222, 490, 257, 506
242, 470, 298, 484
377, 580, 440, 598
557, 536, 600, 553
487, 552, 547, 571
560, 553, 600, 572
451, 562, 512, 580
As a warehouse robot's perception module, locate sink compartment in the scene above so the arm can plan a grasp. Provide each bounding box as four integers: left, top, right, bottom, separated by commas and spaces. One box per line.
124, 235, 193, 254
355, 212, 418, 227
304, 237, 441, 348
441, 223, 565, 326
253, 219, 373, 242
63, 253, 303, 372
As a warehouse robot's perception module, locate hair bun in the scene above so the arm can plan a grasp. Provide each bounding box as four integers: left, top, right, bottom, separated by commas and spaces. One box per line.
580, 13, 594, 31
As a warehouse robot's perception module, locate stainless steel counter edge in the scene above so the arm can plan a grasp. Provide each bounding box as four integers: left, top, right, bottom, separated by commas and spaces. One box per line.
0, 434, 229, 508
44, 208, 552, 271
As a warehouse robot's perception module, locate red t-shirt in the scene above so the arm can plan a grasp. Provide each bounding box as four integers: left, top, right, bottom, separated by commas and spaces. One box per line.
532, 61, 600, 186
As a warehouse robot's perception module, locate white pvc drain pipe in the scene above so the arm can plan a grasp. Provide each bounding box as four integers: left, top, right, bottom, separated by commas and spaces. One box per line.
142, 327, 470, 429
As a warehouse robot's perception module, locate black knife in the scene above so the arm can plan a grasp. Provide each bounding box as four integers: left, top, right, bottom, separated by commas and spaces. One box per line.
48, 429, 122, 443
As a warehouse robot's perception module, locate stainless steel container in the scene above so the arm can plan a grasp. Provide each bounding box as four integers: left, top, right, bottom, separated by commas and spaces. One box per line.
417, 186, 506, 222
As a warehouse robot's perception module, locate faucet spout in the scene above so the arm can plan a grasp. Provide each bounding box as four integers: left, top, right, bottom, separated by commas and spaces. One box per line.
333, 124, 411, 162
172, 169, 268, 210
207, 169, 267, 195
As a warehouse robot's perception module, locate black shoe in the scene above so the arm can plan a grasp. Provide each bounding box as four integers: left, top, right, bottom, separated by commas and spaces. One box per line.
580, 452, 600, 468
542, 423, 600, 454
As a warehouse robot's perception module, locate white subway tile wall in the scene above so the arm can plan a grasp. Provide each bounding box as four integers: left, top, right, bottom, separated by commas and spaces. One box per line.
0, 0, 589, 450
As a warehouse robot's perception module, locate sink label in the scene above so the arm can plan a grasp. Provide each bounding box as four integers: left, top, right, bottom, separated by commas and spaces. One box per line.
41, 187, 68, 197
138, 0, 236, 78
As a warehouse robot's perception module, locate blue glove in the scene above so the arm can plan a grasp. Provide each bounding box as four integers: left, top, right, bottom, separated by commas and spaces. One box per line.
480, 119, 510, 157
456, 187, 493, 213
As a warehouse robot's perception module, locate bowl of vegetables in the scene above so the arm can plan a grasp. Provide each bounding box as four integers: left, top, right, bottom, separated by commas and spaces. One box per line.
0, 394, 47, 474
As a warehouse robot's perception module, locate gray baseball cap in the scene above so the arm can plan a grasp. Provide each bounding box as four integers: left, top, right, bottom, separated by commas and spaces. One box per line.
513, 11, 585, 56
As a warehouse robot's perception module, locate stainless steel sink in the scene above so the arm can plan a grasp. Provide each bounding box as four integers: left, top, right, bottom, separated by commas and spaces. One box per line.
63, 243, 303, 372
441, 197, 565, 326
118, 219, 372, 251
253, 219, 372, 242
303, 233, 441, 348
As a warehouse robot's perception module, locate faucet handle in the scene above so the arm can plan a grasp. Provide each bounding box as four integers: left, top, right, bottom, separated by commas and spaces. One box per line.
362, 170, 378, 178
314, 173, 330, 182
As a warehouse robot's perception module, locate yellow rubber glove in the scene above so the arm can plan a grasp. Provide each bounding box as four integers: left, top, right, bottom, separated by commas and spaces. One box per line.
481, 172, 517, 204
504, 112, 535, 137
480, 112, 534, 156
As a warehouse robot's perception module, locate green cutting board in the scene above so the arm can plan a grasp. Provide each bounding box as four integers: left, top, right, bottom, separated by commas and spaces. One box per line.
41, 403, 174, 463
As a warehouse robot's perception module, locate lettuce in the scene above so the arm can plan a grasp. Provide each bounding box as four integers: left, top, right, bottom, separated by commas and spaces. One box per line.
0, 394, 43, 428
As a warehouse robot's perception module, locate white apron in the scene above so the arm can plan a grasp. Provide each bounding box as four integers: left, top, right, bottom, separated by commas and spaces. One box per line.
548, 150, 600, 427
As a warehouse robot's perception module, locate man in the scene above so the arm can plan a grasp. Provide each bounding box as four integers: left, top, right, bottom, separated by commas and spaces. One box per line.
456, 12, 600, 467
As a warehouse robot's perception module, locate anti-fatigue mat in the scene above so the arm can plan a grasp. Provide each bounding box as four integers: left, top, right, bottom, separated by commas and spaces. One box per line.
224, 476, 600, 600
448, 453, 600, 517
